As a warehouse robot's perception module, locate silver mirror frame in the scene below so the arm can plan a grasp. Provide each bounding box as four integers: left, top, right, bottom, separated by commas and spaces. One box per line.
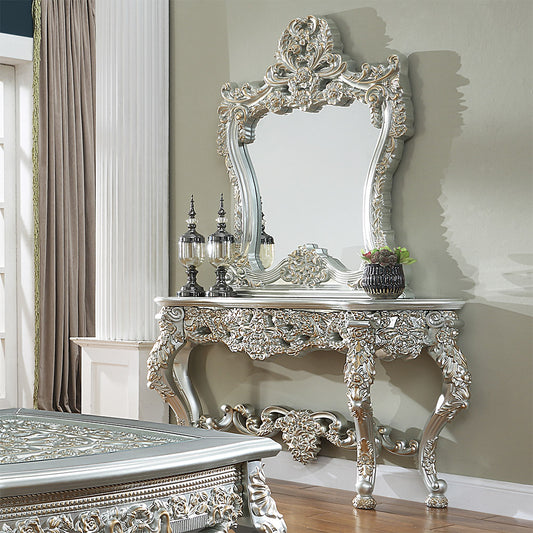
217, 15, 413, 294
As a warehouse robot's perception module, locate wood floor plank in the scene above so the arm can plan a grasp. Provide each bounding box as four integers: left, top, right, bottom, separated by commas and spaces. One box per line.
430, 525, 531, 533
484, 515, 533, 528
253, 478, 533, 533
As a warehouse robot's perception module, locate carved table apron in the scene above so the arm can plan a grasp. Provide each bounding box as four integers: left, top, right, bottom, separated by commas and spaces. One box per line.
148, 297, 471, 510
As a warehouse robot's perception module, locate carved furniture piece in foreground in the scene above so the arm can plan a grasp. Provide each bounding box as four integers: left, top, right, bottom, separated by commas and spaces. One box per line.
0, 409, 286, 533
148, 297, 470, 510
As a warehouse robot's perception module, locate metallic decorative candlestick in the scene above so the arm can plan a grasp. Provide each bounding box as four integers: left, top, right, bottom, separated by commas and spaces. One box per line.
207, 194, 236, 297
177, 195, 205, 297
260, 209, 275, 269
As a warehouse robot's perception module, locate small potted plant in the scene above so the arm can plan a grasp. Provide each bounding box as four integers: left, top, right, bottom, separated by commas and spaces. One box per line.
360, 246, 415, 299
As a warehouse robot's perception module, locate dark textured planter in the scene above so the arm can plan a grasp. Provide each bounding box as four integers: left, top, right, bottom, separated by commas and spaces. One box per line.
361, 263, 405, 299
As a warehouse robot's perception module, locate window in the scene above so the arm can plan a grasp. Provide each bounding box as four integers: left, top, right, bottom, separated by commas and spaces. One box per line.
0, 63, 17, 407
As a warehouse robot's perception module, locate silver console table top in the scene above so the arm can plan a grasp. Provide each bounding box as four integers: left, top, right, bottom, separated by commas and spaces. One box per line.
156, 296, 465, 311
0, 409, 287, 533
148, 296, 471, 511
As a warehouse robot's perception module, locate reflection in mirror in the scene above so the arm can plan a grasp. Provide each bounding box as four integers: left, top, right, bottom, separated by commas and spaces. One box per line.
217, 15, 413, 293
248, 103, 379, 271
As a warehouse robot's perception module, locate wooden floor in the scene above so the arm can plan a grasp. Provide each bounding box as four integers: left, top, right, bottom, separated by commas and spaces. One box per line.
236, 479, 533, 532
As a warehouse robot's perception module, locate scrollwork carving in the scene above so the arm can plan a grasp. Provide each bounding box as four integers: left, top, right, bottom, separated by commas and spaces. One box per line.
0, 418, 185, 465
376, 425, 418, 456
150, 302, 469, 510
147, 306, 185, 401
356, 438, 375, 479
197, 404, 357, 463
159, 306, 468, 448
183, 307, 350, 359
426, 311, 471, 420
217, 15, 413, 291
272, 410, 325, 464
246, 463, 287, 533
0, 487, 242, 533
153, 305, 468, 417
279, 245, 331, 287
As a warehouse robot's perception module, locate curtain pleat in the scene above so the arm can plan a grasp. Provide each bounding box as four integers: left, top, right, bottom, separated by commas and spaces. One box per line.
35, 0, 95, 412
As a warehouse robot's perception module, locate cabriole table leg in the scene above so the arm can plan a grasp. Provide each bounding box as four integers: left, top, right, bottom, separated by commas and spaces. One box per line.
420, 312, 471, 508
238, 461, 287, 532
344, 335, 377, 510
148, 306, 202, 425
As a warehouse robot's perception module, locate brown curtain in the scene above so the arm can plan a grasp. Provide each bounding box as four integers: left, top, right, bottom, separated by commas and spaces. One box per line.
35, 0, 96, 412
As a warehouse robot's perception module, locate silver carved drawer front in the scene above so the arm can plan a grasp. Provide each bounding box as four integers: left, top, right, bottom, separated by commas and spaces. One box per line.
0, 465, 243, 533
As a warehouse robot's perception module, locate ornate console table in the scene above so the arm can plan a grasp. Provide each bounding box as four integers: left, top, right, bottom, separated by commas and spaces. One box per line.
148, 296, 471, 510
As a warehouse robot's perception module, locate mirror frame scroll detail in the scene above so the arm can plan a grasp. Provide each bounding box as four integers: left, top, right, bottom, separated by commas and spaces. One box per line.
217, 15, 413, 294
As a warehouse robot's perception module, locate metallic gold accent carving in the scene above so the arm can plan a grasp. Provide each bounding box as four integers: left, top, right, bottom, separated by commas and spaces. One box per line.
425, 494, 449, 509
356, 438, 375, 479
147, 306, 185, 402
0, 466, 241, 521
279, 246, 330, 286
216, 15, 413, 291
0, 487, 242, 533
246, 463, 287, 533
426, 311, 471, 420
352, 495, 377, 510
376, 425, 418, 456
421, 438, 438, 478
197, 404, 358, 462
150, 304, 470, 510
0, 418, 184, 464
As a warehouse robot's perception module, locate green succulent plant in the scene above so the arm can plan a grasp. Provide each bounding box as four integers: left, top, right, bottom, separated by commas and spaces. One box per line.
361, 246, 416, 267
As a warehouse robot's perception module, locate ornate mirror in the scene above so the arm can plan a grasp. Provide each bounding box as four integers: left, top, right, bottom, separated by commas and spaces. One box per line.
217, 15, 413, 295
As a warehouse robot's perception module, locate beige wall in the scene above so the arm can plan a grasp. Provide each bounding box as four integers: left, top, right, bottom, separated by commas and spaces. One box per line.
169, 0, 533, 485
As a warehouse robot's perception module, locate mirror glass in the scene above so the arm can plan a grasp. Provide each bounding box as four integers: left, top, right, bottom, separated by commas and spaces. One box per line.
248, 102, 379, 271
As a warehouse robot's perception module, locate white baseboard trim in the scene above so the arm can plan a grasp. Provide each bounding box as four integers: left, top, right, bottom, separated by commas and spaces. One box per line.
263, 452, 533, 521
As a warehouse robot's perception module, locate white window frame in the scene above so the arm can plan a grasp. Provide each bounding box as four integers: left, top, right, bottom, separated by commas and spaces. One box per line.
0, 63, 17, 408
0, 32, 34, 409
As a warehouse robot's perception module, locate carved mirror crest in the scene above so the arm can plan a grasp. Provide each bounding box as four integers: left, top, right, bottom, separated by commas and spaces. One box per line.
217, 15, 413, 295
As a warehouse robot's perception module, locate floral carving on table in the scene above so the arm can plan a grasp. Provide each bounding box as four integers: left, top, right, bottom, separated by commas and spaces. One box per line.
273, 410, 324, 464
149, 304, 470, 510
0, 417, 186, 464
0, 488, 242, 533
